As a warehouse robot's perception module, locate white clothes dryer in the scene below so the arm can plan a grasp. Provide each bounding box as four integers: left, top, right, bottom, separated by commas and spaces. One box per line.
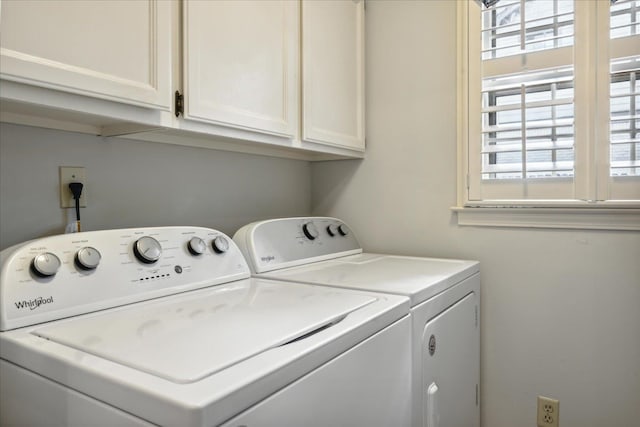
0, 226, 412, 427
234, 217, 480, 427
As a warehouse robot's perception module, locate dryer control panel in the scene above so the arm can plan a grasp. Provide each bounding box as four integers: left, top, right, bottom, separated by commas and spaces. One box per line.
0, 227, 250, 331
233, 217, 363, 274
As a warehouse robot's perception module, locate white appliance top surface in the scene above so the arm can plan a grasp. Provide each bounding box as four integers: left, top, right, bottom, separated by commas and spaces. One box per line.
31, 279, 376, 384
1, 277, 408, 426
0, 226, 412, 426
259, 253, 479, 306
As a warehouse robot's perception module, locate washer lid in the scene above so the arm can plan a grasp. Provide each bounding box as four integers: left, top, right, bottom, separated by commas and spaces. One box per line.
259, 254, 479, 306
31, 280, 376, 384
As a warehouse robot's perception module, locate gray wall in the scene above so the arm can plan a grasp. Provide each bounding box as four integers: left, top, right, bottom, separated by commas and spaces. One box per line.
0, 123, 311, 250
312, 2, 640, 427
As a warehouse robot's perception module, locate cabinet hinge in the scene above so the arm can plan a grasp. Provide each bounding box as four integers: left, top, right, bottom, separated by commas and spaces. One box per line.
466, 174, 470, 189
174, 91, 184, 117
476, 384, 479, 406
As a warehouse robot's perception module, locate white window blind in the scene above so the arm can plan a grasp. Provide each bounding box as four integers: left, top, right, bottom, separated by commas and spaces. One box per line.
481, 68, 575, 180
610, 0, 640, 180
465, 0, 640, 204
610, 60, 639, 177
481, 0, 574, 60
601, 0, 640, 200
610, 0, 639, 39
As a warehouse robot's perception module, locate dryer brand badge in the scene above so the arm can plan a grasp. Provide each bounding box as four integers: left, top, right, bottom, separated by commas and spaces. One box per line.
428, 334, 436, 356
14, 296, 54, 311
261, 255, 275, 262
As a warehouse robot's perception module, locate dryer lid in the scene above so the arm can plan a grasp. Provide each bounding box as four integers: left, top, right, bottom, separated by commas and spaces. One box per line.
261, 254, 479, 306
31, 279, 376, 384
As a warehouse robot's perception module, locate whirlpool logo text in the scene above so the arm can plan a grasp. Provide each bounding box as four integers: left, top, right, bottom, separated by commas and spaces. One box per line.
14, 296, 54, 311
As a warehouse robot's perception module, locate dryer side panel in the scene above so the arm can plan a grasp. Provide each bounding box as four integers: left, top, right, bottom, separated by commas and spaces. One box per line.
422, 292, 479, 427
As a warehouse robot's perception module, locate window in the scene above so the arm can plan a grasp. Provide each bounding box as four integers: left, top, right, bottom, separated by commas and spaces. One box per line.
481, 0, 575, 184
460, 0, 640, 217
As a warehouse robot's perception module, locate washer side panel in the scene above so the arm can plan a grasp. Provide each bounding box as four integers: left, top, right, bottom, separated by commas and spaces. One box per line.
221, 315, 413, 427
0, 359, 154, 427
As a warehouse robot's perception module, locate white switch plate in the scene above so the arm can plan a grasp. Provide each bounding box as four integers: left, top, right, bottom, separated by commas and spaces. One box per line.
59, 166, 87, 208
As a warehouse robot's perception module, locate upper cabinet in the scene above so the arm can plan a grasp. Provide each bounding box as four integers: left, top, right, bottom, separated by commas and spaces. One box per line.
0, 0, 172, 110
183, 1, 298, 138
0, 0, 365, 160
301, 0, 365, 151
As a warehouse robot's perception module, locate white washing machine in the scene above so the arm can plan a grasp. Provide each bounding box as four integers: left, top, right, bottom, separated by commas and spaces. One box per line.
234, 217, 480, 427
0, 226, 413, 427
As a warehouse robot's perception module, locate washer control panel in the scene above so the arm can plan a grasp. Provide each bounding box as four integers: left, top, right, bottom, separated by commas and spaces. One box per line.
0, 227, 249, 331
233, 217, 362, 273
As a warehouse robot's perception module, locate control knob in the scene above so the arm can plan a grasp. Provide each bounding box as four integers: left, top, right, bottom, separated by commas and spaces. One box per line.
31, 252, 61, 277
188, 237, 207, 255
133, 236, 162, 264
212, 236, 230, 254
327, 224, 349, 237
75, 247, 101, 270
302, 222, 319, 240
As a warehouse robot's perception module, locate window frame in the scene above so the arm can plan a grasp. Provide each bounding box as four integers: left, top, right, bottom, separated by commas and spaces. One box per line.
455, 0, 640, 231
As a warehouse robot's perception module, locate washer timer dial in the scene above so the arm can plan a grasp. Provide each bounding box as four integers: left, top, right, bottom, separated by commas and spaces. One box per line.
302, 222, 319, 240
133, 236, 162, 264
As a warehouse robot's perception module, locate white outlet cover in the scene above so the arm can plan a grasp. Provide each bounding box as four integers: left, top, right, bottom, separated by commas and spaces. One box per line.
537, 395, 559, 427
59, 166, 87, 208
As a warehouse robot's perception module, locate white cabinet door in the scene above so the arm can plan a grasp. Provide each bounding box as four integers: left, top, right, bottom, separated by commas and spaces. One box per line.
183, 0, 298, 138
0, 0, 172, 110
302, 0, 365, 150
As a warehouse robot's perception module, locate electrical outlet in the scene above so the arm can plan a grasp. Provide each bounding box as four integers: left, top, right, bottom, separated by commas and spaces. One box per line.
537, 395, 559, 427
59, 166, 87, 208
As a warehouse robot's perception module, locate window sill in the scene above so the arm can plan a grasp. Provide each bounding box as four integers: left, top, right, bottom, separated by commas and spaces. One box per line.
451, 206, 640, 231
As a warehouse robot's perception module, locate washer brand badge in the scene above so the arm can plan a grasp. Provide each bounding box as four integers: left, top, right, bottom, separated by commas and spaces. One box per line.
14, 296, 54, 311
261, 255, 275, 262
